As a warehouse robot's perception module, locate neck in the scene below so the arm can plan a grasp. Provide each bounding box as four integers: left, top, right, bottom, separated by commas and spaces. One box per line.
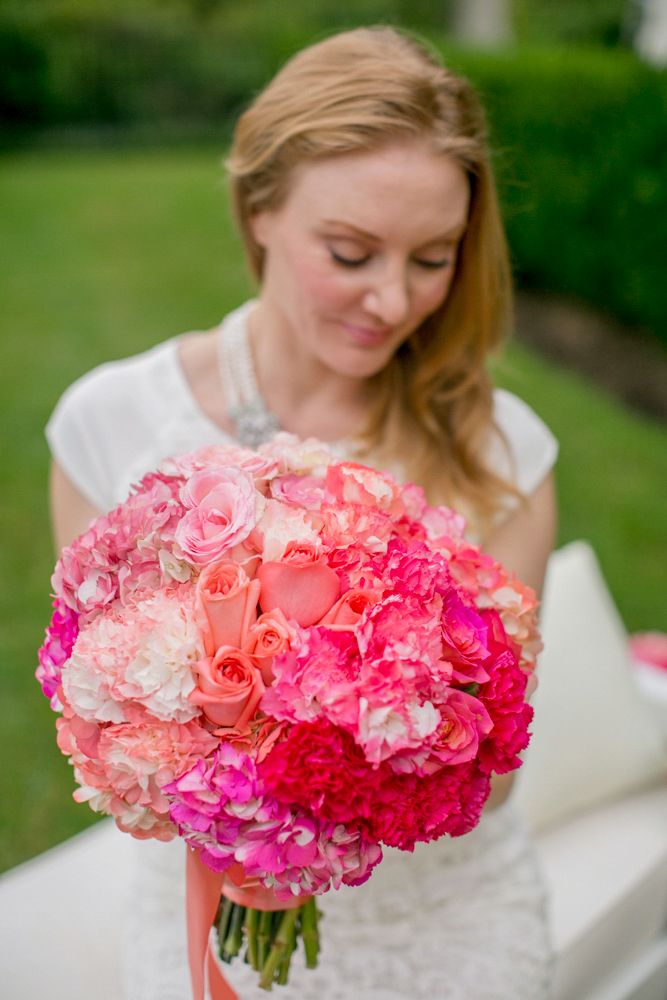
248, 298, 373, 442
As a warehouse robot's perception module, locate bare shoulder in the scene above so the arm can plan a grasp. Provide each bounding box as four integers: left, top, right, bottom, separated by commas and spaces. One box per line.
177, 328, 232, 433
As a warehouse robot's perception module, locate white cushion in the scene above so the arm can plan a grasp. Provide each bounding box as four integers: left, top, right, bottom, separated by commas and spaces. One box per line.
536, 785, 667, 999
514, 541, 666, 832
0, 820, 130, 1000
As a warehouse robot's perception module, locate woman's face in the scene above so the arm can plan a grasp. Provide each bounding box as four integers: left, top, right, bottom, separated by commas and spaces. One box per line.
250, 139, 471, 379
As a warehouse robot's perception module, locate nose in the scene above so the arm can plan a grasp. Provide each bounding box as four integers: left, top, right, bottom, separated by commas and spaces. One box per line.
362, 266, 411, 326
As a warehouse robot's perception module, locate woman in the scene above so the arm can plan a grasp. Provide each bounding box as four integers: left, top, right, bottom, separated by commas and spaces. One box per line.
47, 26, 557, 999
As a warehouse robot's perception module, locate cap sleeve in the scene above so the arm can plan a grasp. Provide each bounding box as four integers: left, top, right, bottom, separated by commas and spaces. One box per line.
45, 340, 186, 513
487, 388, 558, 496
46, 362, 124, 512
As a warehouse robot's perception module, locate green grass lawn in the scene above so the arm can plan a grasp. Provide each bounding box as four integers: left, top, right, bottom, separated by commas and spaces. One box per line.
1, 147, 665, 871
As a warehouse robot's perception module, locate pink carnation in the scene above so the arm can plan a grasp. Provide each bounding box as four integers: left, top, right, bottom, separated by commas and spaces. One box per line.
37, 598, 79, 709
259, 720, 381, 824
263, 627, 361, 729
370, 760, 491, 849
476, 610, 533, 775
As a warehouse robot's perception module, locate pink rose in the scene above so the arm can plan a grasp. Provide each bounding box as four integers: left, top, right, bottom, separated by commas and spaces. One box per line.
244, 609, 296, 684
270, 474, 326, 509
319, 588, 381, 630
258, 541, 340, 627
441, 593, 491, 684
196, 562, 261, 654
175, 468, 257, 565
427, 690, 493, 768
190, 648, 265, 729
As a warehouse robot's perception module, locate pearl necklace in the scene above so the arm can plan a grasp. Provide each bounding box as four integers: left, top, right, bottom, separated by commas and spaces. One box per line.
217, 302, 281, 448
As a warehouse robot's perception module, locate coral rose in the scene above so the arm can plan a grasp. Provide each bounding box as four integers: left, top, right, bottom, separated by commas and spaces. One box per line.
190, 648, 265, 729
258, 541, 339, 627
196, 561, 261, 653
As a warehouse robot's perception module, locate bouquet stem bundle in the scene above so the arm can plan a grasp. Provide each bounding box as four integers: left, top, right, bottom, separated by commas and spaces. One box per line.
217, 897, 320, 991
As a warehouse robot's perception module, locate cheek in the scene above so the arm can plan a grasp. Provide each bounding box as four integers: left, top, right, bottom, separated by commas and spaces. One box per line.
297, 258, 355, 309
417, 271, 456, 317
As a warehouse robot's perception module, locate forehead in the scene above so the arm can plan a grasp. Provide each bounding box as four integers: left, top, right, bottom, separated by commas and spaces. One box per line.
281, 140, 470, 240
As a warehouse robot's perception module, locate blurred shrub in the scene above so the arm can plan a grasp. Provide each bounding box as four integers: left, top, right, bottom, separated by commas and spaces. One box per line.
1, 7, 665, 343
449, 46, 667, 344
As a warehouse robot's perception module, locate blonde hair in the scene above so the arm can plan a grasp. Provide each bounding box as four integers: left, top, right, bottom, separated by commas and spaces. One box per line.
227, 26, 517, 531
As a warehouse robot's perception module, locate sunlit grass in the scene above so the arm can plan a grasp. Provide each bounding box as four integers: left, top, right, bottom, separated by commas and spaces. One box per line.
1, 147, 664, 870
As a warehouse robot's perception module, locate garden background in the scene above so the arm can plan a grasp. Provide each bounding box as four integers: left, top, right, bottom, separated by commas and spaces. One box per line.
1, 0, 666, 870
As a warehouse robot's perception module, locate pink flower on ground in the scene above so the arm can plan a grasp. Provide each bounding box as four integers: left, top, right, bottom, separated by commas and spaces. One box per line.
630, 631, 667, 673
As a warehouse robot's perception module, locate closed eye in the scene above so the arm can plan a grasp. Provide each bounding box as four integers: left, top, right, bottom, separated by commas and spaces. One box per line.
415, 257, 452, 270
330, 248, 370, 268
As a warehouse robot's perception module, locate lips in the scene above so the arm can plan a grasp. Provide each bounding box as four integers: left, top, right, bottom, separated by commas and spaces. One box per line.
340, 321, 395, 347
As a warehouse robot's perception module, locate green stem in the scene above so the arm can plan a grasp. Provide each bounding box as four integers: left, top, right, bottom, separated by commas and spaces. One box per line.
216, 896, 234, 959
222, 903, 246, 960
259, 908, 300, 990
276, 910, 298, 985
257, 909, 273, 970
299, 898, 320, 969
244, 907, 260, 971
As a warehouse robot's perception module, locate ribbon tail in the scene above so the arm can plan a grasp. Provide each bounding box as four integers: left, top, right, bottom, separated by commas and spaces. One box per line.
186, 848, 239, 1000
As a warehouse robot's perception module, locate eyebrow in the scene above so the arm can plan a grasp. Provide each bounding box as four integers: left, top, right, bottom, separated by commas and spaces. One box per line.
320, 219, 468, 244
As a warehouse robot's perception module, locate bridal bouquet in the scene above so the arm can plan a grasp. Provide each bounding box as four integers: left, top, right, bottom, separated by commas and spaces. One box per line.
37, 435, 541, 995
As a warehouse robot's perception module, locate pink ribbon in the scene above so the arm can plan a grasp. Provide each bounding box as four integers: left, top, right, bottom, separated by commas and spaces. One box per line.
185, 851, 309, 999
186, 848, 238, 1000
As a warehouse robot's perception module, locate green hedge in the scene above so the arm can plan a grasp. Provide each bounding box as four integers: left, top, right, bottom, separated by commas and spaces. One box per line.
1, 9, 665, 344
450, 47, 667, 343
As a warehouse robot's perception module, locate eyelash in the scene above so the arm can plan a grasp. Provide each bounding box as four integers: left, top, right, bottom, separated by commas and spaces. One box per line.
330, 249, 452, 270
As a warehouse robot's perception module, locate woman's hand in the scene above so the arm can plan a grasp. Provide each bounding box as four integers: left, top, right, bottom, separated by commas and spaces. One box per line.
49, 460, 103, 553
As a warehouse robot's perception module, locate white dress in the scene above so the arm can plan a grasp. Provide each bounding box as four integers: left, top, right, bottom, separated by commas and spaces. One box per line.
46, 301, 558, 1000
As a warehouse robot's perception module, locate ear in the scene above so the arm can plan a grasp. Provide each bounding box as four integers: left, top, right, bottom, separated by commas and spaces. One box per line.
248, 210, 270, 249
